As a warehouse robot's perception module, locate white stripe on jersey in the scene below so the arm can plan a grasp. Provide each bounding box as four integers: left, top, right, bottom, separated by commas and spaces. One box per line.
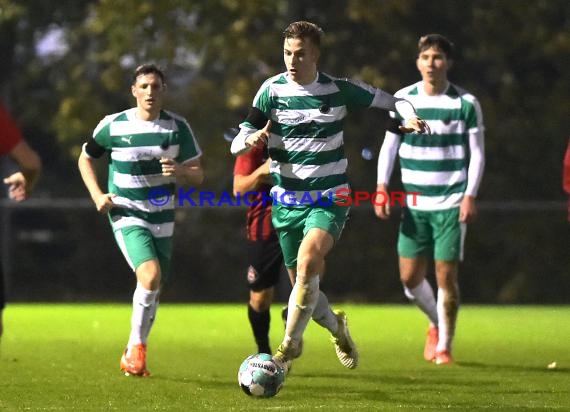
401, 169, 466, 186
273, 106, 347, 126
422, 120, 467, 135
269, 131, 343, 153
399, 143, 466, 160
406, 193, 464, 211
111, 216, 174, 238
272, 158, 348, 180
113, 171, 175, 189
111, 145, 179, 162
112, 196, 175, 213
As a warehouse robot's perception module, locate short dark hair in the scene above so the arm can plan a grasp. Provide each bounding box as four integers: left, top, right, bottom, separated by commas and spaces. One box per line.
418, 34, 454, 59
132, 63, 166, 85
283, 21, 324, 48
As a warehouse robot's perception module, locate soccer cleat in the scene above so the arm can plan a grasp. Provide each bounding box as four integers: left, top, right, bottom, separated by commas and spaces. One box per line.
272, 341, 302, 375
434, 350, 453, 365
423, 326, 439, 362
330, 310, 358, 369
120, 344, 151, 377
280, 306, 304, 358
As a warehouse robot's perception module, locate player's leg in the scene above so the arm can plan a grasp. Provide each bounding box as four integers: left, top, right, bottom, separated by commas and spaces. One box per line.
400, 256, 438, 361
246, 237, 282, 354
114, 226, 161, 376
432, 208, 464, 365
277, 227, 332, 359
285, 259, 338, 337
433, 260, 459, 364
248, 288, 274, 354
307, 205, 358, 369
398, 208, 439, 361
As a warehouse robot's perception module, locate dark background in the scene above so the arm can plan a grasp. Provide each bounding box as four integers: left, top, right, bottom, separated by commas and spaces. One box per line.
1, 0, 568, 304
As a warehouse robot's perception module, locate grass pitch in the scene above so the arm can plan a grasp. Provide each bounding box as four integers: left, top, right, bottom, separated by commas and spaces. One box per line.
1, 304, 569, 411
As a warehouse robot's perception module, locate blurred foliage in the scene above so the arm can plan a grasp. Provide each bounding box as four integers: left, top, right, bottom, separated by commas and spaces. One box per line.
1, 0, 567, 199
0, 0, 568, 302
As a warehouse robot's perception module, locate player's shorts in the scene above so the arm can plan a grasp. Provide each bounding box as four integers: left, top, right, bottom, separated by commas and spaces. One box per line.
113, 225, 173, 284
398, 207, 466, 261
271, 202, 350, 268
245, 236, 284, 292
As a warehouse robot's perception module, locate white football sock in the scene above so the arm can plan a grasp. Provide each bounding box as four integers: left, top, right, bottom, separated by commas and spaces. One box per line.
128, 283, 159, 347
283, 274, 320, 348
435, 285, 460, 352
311, 290, 339, 334
404, 279, 438, 326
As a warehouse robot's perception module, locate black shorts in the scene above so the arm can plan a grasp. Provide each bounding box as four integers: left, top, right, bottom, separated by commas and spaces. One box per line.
245, 237, 284, 292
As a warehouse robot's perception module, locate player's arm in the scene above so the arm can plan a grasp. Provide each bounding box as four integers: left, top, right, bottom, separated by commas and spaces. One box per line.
370, 88, 430, 134
160, 157, 203, 186
375, 118, 401, 220
3, 140, 41, 202
460, 128, 485, 223
233, 158, 271, 197
230, 107, 272, 156
78, 140, 115, 214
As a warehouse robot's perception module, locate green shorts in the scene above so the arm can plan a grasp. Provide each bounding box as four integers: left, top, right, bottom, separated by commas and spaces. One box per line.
398, 207, 466, 261
271, 202, 350, 269
113, 225, 173, 283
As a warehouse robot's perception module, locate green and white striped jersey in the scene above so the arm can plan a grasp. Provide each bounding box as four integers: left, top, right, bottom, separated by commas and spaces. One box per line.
87, 108, 201, 237
239, 71, 410, 205
385, 81, 485, 211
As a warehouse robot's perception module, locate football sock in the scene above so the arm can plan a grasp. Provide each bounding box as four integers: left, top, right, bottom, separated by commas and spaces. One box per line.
310, 290, 339, 334
248, 303, 271, 354
283, 274, 320, 348
141, 299, 159, 345
128, 283, 159, 347
404, 279, 438, 326
435, 284, 460, 352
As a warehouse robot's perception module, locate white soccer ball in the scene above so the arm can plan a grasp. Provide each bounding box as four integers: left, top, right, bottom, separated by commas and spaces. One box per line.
237, 353, 286, 398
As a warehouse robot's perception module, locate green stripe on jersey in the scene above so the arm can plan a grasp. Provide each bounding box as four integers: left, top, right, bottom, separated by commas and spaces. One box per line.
113, 158, 162, 175
270, 146, 345, 165
403, 181, 467, 197
400, 158, 466, 172
271, 173, 347, 192
402, 133, 465, 147
110, 208, 175, 224
277, 120, 344, 140
111, 184, 176, 201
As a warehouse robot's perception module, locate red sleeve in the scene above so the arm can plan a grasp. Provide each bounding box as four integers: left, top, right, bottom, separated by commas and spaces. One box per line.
233, 146, 263, 176
564, 138, 570, 194
0, 104, 23, 155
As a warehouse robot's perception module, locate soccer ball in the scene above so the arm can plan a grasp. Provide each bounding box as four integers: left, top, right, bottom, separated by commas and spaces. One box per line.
237, 353, 286, 398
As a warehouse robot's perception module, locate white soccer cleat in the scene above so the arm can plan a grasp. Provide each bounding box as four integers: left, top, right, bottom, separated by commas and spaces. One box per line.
330, 310, 358, 369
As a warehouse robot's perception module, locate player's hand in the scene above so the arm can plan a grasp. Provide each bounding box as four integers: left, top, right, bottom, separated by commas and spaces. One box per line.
3, 171, 29, 202
245, 120, 272, 148
94, 193, 116, 214
399, 117, 431, 134
373, 184, 391, 220
160, 157, 177, 177
459, 195, 477, 223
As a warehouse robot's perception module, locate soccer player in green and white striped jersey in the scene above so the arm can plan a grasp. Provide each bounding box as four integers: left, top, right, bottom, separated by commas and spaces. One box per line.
375, 34, 485, 365
78, 64, 203, 376
231, 21, 430, 374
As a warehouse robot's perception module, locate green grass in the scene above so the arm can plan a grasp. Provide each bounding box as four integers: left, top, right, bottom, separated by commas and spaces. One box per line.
1, 304, 569, 411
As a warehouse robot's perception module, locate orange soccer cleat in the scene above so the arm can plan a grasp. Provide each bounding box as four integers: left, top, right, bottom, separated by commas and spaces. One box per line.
434, 350, 453, 365
120, 344, 151, 377
423, 326, 439, 362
